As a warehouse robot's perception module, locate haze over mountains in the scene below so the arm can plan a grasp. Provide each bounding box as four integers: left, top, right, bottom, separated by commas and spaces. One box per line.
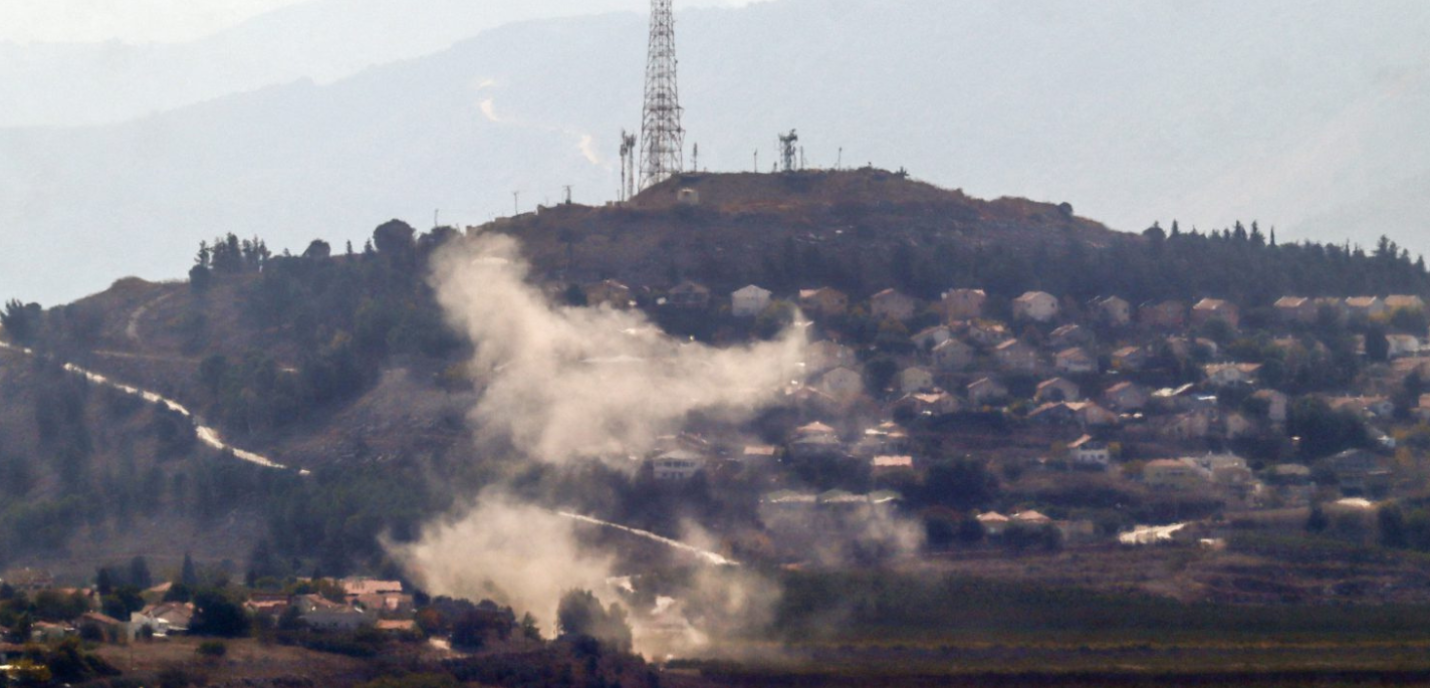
2, 0, 1429, 305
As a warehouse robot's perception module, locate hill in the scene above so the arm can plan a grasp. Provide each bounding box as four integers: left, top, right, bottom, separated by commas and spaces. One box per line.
495, 169, 1121, 297
1, 169, 1428, 586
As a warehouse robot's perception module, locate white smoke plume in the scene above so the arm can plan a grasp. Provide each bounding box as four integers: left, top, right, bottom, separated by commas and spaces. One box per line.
391, 493, 616, 634
427, 232, 808, 465
394, 231, 809, 654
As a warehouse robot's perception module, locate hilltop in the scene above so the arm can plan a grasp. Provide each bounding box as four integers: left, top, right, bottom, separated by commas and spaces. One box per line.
492, 168, 1123, 297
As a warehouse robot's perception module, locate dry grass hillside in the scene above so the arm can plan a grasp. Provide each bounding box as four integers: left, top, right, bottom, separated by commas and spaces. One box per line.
485, 168, 1130, 296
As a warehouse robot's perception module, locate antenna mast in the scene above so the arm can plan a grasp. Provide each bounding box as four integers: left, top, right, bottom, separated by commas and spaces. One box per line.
618, 130, 638, 202
638, 0, 684, 190
778, 129, 799, 173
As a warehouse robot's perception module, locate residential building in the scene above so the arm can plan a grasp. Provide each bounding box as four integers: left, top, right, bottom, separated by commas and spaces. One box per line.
1050, 323, 1093, 349
1345, 296, 1387, 319
731, 285, 773, 317
1034, 377, 1081, 403
798, 287, 849, 317
932, 338, 974, 370
1143, 458, 1211, 490
912, 325, 954, 350
870, 288, 918, 321
805, 340, 856, 373
1104, 382, 1150, 412
818, 366, 864, 400
1091, 296, 1132, 326
668, 281, 711, 309
1274, 296, 1317, 324
1139, 300, 1185, 330
1252, 389, 1289, 424
1013, 291, 1060, 322
1111, 346, 1147, 371
1386, 295, 1426, 313
896, 392, 961, 417
977, 512, 1010, 536
1055, 347, 1097, 374
651, 450, 706, 480
1388, 334, 1421, 358
1069, 435, 1111, 467
995, 339, 1039, 372
584, 279, 633, 309
1191, 298, 1240, 329
942, 289, 987, 320
896, 366, 935, 394
968, 377, 1009, 406
1204, 363, 1261, 386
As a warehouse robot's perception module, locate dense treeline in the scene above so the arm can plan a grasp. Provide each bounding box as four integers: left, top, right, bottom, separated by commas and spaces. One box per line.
765, 220, 1430, 305
187, 222, 462, 437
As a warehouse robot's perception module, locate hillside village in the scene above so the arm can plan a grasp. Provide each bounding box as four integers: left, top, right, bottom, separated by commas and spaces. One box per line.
568, 272, 1430, 555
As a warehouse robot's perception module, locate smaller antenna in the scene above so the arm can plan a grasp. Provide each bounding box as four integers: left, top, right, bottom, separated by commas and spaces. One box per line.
753, 150, 759, 173
513, 191, 520, 216
563, 185, 573, 205
691, 143, 699, 174
836, 147, 843, 170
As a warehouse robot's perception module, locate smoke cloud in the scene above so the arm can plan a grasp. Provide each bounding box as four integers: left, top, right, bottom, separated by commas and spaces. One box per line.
391, 493, 616, 634
426, 232, 808, 465
393, 231, 809, 654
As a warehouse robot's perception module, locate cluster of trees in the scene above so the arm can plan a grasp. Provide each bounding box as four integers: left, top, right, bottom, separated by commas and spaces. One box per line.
185, 221, 462, 438
759, 219, 1430, 310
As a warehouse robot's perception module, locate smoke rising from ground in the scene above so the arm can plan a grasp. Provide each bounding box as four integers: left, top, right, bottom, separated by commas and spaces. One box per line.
427, 232, 807, 465
394, 232, 809, 654
390, 493, 616, 634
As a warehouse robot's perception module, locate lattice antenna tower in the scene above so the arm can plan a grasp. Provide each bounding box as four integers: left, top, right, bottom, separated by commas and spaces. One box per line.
618, 129, 638, 201
778, 129, 799, 173
638, 0, 684, 190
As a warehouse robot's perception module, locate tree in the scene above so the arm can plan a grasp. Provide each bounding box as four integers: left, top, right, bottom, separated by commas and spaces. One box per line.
1380, 505, 1409, 549
180, 552, 199, 588
1306, 504, 1329, 533
1364, 325, 1390, 362
129, 556, 153, 590
190, 589, 250, 637
556, 589, 632, 652
1, 299, 43, 344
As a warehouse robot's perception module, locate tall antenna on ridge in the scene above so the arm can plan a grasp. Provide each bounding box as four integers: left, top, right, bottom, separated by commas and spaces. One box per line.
638, 0, 684, 191
618, 129, 638, 202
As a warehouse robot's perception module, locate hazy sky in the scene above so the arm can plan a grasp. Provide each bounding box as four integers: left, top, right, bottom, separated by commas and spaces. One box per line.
0, 0, 760, 44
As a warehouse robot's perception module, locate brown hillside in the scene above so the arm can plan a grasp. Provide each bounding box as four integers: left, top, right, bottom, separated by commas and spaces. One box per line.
482, 168, 1130, 295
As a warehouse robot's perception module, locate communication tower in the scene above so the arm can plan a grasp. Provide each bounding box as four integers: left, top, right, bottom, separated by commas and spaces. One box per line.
638, 0, 684, 190
778, 129, 799, 173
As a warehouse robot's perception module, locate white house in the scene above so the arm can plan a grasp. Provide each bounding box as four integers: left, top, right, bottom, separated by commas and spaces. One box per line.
731, 285, 773, 317
1013, 291, 1060, 322
651, 450, 706, 480
1068, 435, 1111, 467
